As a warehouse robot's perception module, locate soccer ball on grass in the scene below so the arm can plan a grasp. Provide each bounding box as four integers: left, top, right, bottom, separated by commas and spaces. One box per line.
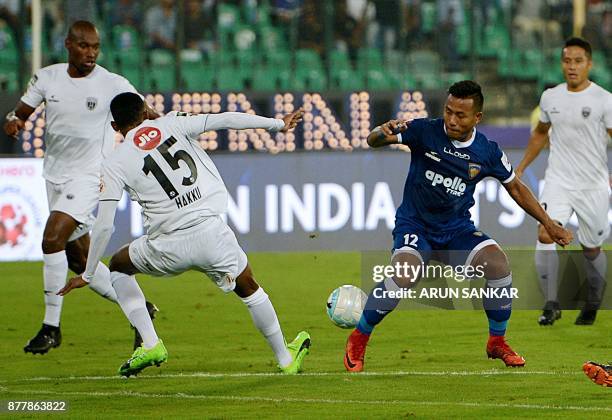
326, 285, 367, 328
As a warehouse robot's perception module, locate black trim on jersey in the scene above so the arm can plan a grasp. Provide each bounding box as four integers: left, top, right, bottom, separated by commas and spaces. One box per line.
100, 198, 120, 202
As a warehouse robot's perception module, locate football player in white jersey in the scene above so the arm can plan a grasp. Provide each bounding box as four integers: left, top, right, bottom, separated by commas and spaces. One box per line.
516, 37, 612, 326
58, 92, 310, 377
3, 21, 159, 354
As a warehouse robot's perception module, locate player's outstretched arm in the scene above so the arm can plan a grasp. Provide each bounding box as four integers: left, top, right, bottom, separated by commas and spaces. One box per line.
186, 108, 304, 136
367, 120, 408, 148
3, 101, 36, 138
58, 200, 119, 296
515, 121, 550, 178
503, 177, 572, 247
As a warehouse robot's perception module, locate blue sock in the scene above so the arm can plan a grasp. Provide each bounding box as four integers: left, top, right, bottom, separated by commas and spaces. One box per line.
483, 276, 513, 337
357, 278, 401, 335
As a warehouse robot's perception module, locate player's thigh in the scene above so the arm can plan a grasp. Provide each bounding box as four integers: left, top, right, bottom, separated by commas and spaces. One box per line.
392, 225, 432, 288
539, 182, 573, 226
129, 216, 247, 293
445, 229, 508, 279
45, 176, 99, 242
571, 188, 610, 248
42, 211, 80, 248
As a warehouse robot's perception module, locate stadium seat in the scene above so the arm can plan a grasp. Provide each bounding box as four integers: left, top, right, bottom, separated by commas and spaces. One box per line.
481, 25, 510, 58
217, 3, 242, 51
514, 49, 541, 81
365, 69, 400, 90
420, 1, 436, 34
0, 26, 18, 72
258, 25, 288, 52
408, 50, 443, 89
293, 49, 327, 91
356, 48, 383, 73
149, 49, 176, 92
251, 67, 277, 91
217, 65, 245, 91
181, 50, 214, 91
0, 71, 18, 92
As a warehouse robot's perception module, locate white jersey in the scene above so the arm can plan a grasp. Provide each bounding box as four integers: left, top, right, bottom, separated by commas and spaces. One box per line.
21, 63, 137, 183
539, 82, 612, 190
100, 112, 284, 238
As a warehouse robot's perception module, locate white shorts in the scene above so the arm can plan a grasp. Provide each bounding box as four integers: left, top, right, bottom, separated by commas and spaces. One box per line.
45, 175, 99, 242
128, 215, 247, 293
540, 182, 610, 248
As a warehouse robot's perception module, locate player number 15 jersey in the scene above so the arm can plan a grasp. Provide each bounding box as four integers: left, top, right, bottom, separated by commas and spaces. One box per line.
100, 113, 233, 237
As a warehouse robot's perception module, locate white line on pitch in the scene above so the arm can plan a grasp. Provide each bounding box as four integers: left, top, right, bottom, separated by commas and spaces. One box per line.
2, 388, 610, 412
1, 369, 581, 384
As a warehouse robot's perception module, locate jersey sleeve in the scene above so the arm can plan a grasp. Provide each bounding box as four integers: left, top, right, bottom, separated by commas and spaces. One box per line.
111, 74, 139, 96
20, 70, 47, 108
488, 142, 515, 184
538, 91, 551, 124
398, 118, 427, 149
603, 92, 612, 129
100, 158, 126, 201
172, 112, 285, 139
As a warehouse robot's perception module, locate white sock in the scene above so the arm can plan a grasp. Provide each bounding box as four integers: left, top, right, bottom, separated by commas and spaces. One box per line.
88, 262, 118, 303
43, 250, 68, 327
584, 251, 607, 308
111, 271, 159, 349
535, 241, 559, 303
241, 287, 292, 368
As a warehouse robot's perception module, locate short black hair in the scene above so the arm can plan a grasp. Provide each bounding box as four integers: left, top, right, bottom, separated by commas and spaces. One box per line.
110, 92, 145, 128
67, 20, 98, 40
448, 80, 484, 112
563, 37, 592, 59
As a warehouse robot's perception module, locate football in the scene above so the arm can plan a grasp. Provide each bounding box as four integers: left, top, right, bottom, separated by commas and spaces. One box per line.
326, 285, 367, 328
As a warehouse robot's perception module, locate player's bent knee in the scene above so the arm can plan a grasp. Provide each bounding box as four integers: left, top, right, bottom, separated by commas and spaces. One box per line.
41, 234, 67, 254
234, 265, 259, 298
471, 245, 510, 279
582, 246, 601, 261
390, 249, 423, 289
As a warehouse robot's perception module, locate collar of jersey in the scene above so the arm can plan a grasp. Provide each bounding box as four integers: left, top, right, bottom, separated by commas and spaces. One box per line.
443, 124, 476, 148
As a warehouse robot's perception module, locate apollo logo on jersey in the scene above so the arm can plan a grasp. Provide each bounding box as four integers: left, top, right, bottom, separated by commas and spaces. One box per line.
425, 170, 466, 196
133, 126, 162, 151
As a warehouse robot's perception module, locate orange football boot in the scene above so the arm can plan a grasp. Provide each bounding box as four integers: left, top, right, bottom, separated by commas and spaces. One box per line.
344, 329, 370, 372
582, 361, 612, 387
486, 336, 525, 367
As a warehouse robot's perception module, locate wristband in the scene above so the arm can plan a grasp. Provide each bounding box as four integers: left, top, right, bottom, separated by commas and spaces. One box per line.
5, 111, 19, 122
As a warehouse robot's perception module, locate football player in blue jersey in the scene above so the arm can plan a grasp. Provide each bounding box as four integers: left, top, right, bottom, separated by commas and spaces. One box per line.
344, 81, 573, 372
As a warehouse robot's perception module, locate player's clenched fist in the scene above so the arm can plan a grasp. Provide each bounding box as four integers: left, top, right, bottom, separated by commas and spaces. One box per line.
544, 222, 573, 247
281, 108, 304, 132
380, 119, 408, 136
3, 114, 25, 138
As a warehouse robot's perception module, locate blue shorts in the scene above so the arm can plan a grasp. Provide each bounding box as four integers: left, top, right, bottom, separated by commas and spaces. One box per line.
392, 220, 496, 266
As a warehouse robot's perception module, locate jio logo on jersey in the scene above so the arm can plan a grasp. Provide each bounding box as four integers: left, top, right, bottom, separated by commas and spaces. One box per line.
425, 170, 467, 196
134, 126, 162, 151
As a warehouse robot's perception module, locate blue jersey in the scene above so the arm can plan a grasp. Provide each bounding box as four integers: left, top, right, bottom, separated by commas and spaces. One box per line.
396, 118, 514, 233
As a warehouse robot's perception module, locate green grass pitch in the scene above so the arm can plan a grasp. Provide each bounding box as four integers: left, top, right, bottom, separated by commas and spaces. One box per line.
1, 252, 611, 418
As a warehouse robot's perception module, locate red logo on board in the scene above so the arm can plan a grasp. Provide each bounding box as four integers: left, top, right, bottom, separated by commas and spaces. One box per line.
133, 126, 162, 150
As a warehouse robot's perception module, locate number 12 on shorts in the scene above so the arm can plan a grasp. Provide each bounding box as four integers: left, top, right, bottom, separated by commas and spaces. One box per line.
404, 234, 418, 247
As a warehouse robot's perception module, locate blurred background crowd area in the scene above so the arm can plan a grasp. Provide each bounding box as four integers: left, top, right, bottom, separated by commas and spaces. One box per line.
1, 0, 610, 95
